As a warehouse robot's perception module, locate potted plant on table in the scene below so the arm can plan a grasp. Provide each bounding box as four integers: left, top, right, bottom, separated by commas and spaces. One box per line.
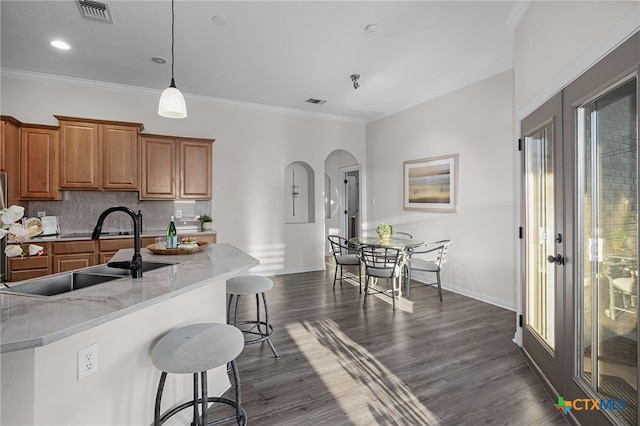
198, 214, 213, 231
376, 222, 392, 244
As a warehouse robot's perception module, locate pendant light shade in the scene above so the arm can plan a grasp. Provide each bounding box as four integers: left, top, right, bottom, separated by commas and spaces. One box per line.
158, 0, 187, 119
159, 79, 187, 118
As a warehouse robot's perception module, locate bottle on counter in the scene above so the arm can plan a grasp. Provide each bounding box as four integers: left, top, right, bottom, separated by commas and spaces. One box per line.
166, 216, 177, 249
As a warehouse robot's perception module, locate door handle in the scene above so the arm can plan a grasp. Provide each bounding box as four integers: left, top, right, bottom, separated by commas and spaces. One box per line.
547, 254, 564, 265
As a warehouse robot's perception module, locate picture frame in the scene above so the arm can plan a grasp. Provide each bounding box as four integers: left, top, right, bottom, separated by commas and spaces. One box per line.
403, 154, 458, 212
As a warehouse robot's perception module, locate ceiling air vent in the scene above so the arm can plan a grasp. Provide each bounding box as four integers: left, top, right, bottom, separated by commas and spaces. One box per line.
76, 0, 113, 24
306, 98, 327, 105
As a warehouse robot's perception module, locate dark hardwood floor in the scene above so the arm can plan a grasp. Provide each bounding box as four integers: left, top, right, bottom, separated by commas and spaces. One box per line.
220, 263, 569, 425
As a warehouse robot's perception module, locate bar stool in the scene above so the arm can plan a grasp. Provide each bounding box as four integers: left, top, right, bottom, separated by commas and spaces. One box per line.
151, 323, 247, 425
226, 275, 280, 359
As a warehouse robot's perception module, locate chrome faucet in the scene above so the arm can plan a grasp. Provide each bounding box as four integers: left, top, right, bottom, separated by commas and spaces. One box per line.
92, 206, 143, 278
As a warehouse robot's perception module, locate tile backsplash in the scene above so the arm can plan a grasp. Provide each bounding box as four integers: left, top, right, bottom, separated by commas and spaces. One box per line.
28, 191, 212, 234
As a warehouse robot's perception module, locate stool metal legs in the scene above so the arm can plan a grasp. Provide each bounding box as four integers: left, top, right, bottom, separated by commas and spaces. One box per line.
153, 360, 246, 426
228, 293, 280, 359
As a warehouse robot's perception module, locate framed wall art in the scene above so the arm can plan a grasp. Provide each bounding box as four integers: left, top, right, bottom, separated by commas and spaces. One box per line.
403, 154, 458, 212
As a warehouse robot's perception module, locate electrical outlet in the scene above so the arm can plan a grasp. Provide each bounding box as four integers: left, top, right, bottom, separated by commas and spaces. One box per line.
78, 343, 98, 380
37, 211, 46, 217
175, 210, 182, 219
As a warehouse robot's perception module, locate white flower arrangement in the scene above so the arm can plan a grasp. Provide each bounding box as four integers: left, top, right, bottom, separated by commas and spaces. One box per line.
0, 205, 44, 258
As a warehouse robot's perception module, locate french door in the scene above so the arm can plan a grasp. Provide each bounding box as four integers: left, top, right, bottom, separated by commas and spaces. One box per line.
522, 92, 565, 394
522, 33, 638, 425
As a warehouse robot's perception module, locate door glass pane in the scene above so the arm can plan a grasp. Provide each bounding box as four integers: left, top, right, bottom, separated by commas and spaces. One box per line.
578, 77, 637, 425
525, 124, 555, 349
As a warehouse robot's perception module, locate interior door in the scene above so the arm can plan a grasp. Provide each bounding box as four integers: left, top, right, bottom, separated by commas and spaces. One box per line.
521, 92, 565, 393
342, 168, 359, 240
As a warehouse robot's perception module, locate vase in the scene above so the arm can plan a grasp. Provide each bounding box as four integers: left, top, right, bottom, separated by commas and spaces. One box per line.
379, 233, 391, 244
201, 222, 213, 230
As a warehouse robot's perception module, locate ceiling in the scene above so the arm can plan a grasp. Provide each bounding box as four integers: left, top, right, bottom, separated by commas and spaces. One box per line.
1, 1, 523, 123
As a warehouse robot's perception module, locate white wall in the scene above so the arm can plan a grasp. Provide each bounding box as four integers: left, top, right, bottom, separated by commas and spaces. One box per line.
1, 75, 366, 275
366, 70, 516, 309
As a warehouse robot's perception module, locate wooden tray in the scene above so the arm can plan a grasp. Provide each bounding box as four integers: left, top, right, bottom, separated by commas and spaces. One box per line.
146, 242, 209, 255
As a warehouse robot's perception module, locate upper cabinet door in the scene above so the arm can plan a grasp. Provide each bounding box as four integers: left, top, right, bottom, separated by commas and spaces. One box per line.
140, 135, 176, 199
59, 120, 100, 189
102, 124, 139, 190
179, 139, 212, 199
20, 125, 60, 200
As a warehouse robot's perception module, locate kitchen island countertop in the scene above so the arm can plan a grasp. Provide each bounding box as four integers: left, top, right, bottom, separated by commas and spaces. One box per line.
0, 243, 258, 353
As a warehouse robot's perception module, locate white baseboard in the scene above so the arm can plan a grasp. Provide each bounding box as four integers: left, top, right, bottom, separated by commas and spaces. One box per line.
411, 277, 516, 312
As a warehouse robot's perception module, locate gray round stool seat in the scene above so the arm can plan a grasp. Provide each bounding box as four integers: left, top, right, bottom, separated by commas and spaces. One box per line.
151, 323, 247, 425
227, 275, 273, 295
227, 275, 280, 359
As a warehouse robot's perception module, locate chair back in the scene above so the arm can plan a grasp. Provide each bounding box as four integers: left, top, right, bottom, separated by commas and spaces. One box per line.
411, 239, 452, 268
434, 239, 452, 267
328, 235, 354, 257
359, 245, 402, 278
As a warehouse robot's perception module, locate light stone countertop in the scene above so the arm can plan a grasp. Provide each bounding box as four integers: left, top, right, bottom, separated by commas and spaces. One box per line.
0, 243, 258, 353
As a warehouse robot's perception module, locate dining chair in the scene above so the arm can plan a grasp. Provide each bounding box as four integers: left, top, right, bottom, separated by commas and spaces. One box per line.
360, 245, 403, 311
327, 235, 362, 292
406, 239, 452, 301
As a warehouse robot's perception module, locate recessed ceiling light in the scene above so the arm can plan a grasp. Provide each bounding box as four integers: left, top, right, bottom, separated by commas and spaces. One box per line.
212, 15, 227, 26
50, 40, 71, 50
151, 56, 168, 64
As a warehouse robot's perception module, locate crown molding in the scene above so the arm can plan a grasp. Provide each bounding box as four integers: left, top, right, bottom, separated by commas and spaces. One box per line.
506, 1, 531, 29
0, 68, 365, 125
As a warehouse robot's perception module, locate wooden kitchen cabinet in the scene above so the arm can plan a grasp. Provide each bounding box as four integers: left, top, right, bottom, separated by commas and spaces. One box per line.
179, 139, 212, 199
7, 243, 51, 281
52, 240, 97, 273
140, 134, 213, 200
0, 116, 23, 207
20, 123, 60, 200
56, 116, 143, 190
139, 135, 175, 199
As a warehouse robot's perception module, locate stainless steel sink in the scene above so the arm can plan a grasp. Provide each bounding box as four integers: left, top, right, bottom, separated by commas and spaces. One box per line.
82, 261, 175, 276
0, 262, 176, 297
0, 272, 122, 297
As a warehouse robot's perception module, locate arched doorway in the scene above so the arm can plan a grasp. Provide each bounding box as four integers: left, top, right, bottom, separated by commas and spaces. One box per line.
324, 150, 360, 254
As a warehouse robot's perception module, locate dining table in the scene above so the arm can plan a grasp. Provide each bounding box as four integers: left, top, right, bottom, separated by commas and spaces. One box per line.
348, 235, 424, 297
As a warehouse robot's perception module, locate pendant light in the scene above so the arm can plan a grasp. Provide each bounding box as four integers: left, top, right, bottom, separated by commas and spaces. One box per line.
158, 0, 187, 118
